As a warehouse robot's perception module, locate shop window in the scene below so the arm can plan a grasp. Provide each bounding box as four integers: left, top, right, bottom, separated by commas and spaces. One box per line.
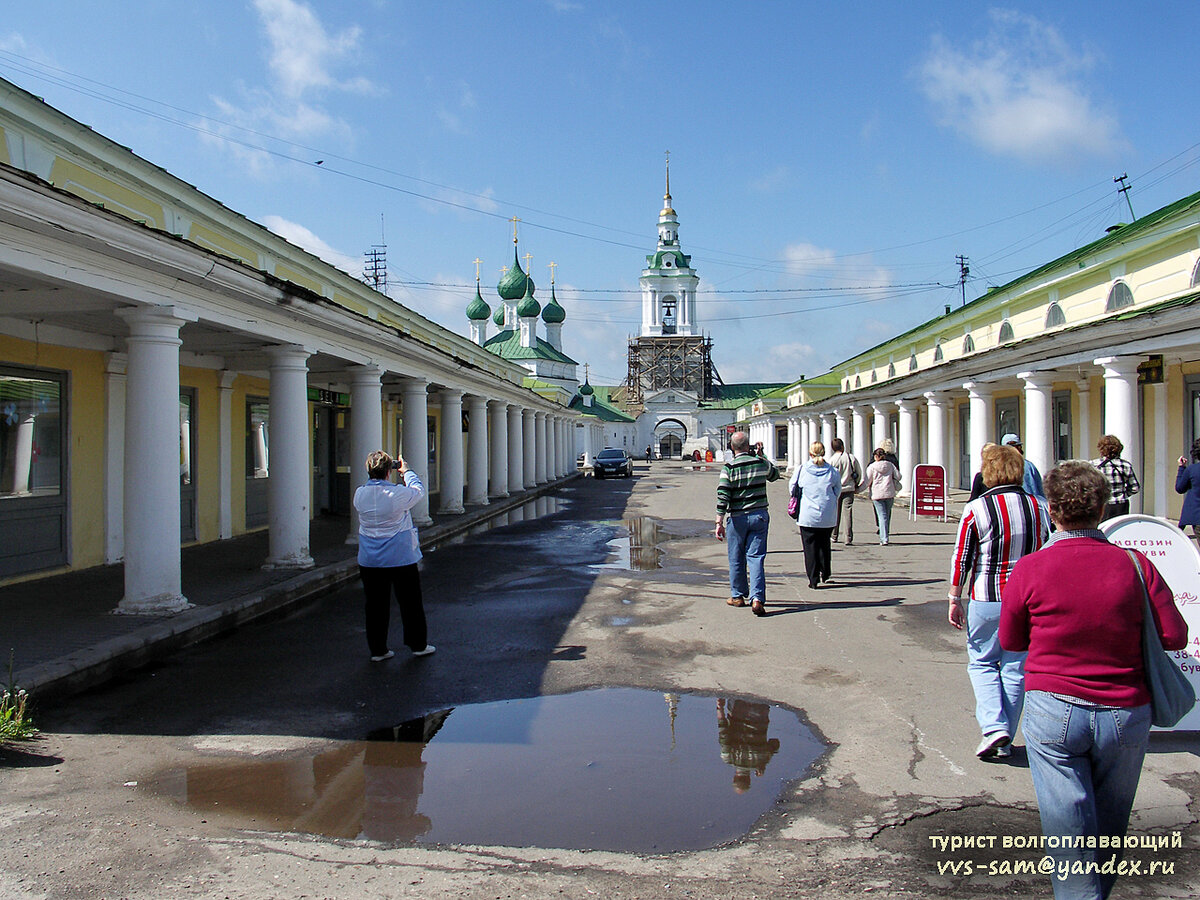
1106, 281, 1134, 312
1045, 302, 1066, 328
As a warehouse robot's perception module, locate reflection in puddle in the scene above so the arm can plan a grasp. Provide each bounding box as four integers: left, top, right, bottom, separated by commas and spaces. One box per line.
592, 516, 667, 571
467, 495, 567, 535
147, 688, 824, 852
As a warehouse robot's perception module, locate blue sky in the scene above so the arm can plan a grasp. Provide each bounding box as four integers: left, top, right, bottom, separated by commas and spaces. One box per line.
3, 2, 1199, 386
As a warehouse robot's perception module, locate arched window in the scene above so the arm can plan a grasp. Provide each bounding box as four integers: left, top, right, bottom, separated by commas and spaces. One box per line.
909, 353, 918, 372
998, 320, 1014, 343
1045, 302, 1066, 328
1192, 258, 1200, 288
871, 369, 878, 383
963, 334, 975, 354
887, 363, 896, 378
1106, 281, 1134, 312
855, 375, 861, 388
933, 342, 944, 362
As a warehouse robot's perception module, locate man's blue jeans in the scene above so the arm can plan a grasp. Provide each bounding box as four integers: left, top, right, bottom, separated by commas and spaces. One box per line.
965, 600, 1026, 738
727, 509, 769, 601
1022, 690, 1151, 900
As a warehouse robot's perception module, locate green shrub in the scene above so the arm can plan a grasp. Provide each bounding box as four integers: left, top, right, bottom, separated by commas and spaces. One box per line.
1, 652, 37, 742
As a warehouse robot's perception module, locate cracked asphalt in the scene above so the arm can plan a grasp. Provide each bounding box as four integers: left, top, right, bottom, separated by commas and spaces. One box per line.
2, 463, 1198, 899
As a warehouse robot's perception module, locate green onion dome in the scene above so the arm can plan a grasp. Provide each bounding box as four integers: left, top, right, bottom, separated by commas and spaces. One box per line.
579, 381, 594, 396
492, 303, 506, 326
497, 247, 533, 301
541, 283, 565, 323
516, 277, 541, 318
466, 284, 491, 321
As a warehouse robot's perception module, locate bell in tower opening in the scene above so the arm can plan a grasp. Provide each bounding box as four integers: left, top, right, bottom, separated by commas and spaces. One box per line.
661, 297, 677, 335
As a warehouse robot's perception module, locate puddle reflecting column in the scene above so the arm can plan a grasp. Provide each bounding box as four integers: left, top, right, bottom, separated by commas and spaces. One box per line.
489, 400, 509, 499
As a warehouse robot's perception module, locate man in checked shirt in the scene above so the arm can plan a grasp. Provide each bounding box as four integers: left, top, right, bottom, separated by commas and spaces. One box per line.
715, 431, 779, 617
1093, 434, 1140, 520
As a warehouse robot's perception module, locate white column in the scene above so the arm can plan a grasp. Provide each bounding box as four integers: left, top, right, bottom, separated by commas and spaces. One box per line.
1019, 371, 1054, 480
872, 404, 890, 452
898, 398, 920, 494
401, 378, 432, 526
820, 413, 834, 449
116, 307, 191, 613
264, 345, 315, 570
786, 418, 796, 469
924, 391, 949, 472
437, 388, 466, 514
489, 400, 510, 498
851, 406, 869, 467
1076, 377, 1092, 462
217, 370, 236, 540
555, 418, 565, 476
523, 408, 537, 488
347, 365, 384, 542
1152, 381, 1168, 517
104, 353, 127, 564
834, 409, 849, 448
466, 394, 489, 506
964, 381, 994, 480
534, 411, 548, 484
508, 405, 525, 493
1096, 356, 1143, 505
582, 421, 595, 469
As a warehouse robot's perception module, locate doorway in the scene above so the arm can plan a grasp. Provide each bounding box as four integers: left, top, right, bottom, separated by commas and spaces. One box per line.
313, 405, 351, 516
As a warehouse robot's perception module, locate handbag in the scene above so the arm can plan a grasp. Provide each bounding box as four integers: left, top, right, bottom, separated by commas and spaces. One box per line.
787, 482, 801, 520
1125, 549, 1195, 727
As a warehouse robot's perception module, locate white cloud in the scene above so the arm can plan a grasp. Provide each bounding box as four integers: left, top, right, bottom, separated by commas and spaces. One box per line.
918, 8, 1125, 163
254, 0, 373, 99
262, 215, 363, 278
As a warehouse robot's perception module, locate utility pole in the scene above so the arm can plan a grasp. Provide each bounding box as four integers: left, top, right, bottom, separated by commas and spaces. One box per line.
956, 255, 970, 307
1114, 173, 1136, 221
363, 213, 388, 293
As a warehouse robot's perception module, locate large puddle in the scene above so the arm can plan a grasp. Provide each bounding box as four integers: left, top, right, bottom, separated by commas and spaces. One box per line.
592, 516, 673, 571
146, 687, 825, 852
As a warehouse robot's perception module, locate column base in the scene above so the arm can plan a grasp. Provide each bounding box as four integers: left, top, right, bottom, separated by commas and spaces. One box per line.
262, 554, 315, 571
414, 515, 433, 527
490, 491, 510, 500
438, 504, 466, 515
115, 593, 192, 616
466, 497, 490, 507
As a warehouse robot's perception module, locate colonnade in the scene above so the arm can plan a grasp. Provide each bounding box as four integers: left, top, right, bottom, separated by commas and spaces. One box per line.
112, 315, 576, 615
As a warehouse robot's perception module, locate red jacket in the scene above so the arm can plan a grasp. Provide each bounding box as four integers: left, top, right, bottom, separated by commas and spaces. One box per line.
1001, 537, 1189, 707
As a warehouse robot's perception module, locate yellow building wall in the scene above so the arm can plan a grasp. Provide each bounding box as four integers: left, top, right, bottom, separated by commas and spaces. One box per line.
233, 375, 271, 534
180, 366, 221, 544
186, 222, 260, 268
48, 158, 166, 230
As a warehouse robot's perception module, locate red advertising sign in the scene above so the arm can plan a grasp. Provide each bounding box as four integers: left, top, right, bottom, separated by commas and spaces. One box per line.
912, 464, 947, 521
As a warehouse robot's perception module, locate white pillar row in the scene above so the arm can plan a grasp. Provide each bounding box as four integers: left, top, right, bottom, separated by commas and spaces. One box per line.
1152, 380, 1168, 517
1076, 378, 1092, 462
820, 413, 834, 449
834, 409, 849, 447
1096, 355, 1144, 505
523, 409, 537, 488
534, 412, 548, 484
581, 421, 594, 471
557, 418, 567, 476
788, 418, 798, 469
964, 381, 994, 481
264, 344, 315, 570
851, 405, 870, 468
347, 365, 384, 543
466, 394, 490, 506
437, 388, 466, 515
488, 400, 510, 499
103, 352, 127, 565
1019, 371, 1055, 480
217, 370, 236, 540
924, 391, 950, 472
872, 404, 890, 453
897, 398, 920, 494
548, 417, 559, 478
796, 418, 807, 456
116, 307, 195, 613
507, 405, 525, 493
401, 378, 433, 526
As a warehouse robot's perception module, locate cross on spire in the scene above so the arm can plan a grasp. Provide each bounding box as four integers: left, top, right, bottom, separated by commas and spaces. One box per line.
523, 252, 533, 275
473, 257, 482, 282
547, 261, 557, 284
510, 216, 521, 244
664, 149, 671, 200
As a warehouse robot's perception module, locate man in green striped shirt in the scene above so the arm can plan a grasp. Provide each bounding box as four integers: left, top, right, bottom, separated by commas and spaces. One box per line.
716, 431, 779, 617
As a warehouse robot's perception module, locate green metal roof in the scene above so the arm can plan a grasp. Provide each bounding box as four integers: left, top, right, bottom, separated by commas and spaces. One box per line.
697, 382, 790, 409
482, 329, 577, 365
569, 391, 636, 422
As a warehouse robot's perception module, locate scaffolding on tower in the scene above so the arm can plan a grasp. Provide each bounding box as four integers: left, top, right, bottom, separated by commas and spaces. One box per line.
621, 334, 723, 408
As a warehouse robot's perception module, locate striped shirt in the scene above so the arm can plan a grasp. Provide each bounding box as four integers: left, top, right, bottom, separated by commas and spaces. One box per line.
952, 484, 1049, 603
1093, 456, 1140, 503
716, 453, 779, 516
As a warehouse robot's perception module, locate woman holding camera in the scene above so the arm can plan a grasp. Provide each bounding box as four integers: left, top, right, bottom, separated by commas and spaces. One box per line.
354, 450, 435, 661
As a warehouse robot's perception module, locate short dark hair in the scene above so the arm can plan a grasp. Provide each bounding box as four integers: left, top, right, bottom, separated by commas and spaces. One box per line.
1044, 461, 1110, 530
1097, 434, 1123, 460
365, 450, 393, 480
831, 438, 845, 452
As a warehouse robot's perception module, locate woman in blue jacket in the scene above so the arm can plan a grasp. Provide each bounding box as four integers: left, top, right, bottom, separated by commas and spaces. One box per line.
790, 441, 842, 590
1175, 439, 1200, 535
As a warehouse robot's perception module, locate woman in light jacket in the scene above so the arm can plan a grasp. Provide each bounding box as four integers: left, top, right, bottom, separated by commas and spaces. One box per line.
354, 450, 436, 662
863, 448, 902, 545
789, 441, 842, 590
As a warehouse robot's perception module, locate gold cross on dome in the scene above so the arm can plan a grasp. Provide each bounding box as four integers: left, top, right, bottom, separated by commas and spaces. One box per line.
523, 252, 533, 274
500, 265, 508, 278
510, 216, 521, 243
473, 257, 482, 281
547, 261, 557, 283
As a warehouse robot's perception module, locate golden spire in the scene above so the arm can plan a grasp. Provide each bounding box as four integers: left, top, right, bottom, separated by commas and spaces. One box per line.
510, 216, 521, 244
547, 261, 557, 284
473, 257, 483, 283
523, 252, 533, 276
661, 150, 675, 217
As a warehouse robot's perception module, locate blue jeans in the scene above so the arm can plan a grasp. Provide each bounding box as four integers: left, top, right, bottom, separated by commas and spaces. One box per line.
1023, 690, 1151, 900
872, 498, 894, 543
727, 509, 769, 601
965, 600, 1026, 737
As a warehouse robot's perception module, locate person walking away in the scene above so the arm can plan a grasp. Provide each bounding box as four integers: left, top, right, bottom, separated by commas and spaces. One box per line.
1092, 434, 1140, 521
968, 442, 998, 501
1176, 439, 1200, 538
947, 443, 1049, 759
716, 431, 779, 617
863, 448, 901, 545
791, 441, 841, 589
1001, 433, 1045, 500
354, 450, 436, 661
1002, 461, 1188, 899
828, 437, 861, 544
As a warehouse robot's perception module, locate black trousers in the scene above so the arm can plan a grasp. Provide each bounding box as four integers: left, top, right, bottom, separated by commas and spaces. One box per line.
360, 563, 427, 656
799, 526, 834, 588
1101, 499, 1130, 522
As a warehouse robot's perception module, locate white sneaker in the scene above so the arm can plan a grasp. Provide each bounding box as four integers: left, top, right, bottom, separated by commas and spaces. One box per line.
995, 744, 1012, 759
412, 645, 437, 657
370, 650, 394, 662
976, 731, 1011, 759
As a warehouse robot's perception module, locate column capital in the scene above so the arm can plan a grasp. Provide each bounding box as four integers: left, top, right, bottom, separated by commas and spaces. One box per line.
1018, 370, 1056, 389
439, 386, 465, 402
897, 397, 922, 412
1094, 356, 1143, 377
116, 304, 197, 331
923, 390, 950, 406
400, 376, 429, 391
963, 380, 994, 398
266, 343, 313, 366
348, 363, 384, 385
218, 369, 238, 390
105, 351, 128, 376
872, 401, 896, 413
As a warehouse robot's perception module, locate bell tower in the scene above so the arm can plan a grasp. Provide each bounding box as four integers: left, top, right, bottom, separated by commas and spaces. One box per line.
639, 153, 699, 337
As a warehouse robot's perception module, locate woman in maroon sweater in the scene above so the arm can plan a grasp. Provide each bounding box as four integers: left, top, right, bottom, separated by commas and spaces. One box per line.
1001, 461, 1188, 900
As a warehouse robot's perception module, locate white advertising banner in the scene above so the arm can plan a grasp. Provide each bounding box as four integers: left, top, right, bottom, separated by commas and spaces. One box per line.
1101, 515, 1200, 731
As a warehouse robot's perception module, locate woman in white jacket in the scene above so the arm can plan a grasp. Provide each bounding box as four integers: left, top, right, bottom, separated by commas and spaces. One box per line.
789, 441, 842, 590
863, 448, 902, 545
